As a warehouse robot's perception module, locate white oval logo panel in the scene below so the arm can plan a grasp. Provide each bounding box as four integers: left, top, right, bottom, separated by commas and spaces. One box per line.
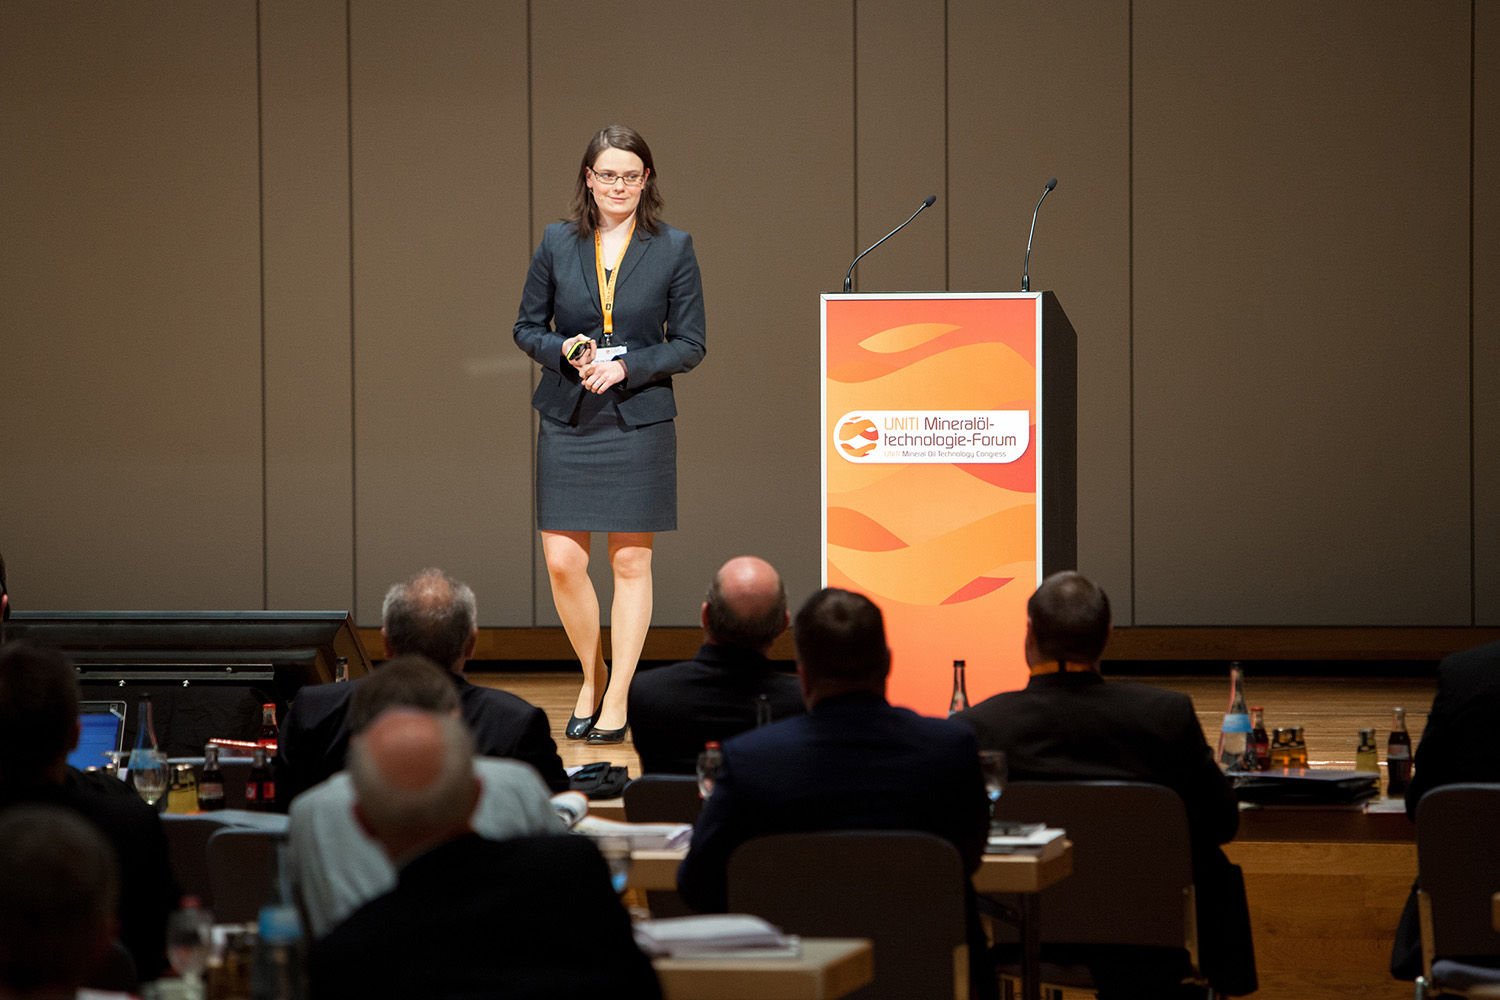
834, 410, 1030, 464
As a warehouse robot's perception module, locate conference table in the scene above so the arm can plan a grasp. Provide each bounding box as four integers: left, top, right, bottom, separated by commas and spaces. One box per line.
629, 843, 1073, 1000
651, 937, 873, 1000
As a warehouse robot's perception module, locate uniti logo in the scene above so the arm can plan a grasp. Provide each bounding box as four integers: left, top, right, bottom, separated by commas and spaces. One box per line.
835, 414, 879, 458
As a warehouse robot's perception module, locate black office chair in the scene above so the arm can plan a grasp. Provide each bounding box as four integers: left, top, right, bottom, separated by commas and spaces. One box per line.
206, 827, 281, 923
727, 830, 971, 1000
622, 773, 702, 824
1414, 783, 1500, 999
622, 774, 701, 916
990, 781, 1205, 1000
164, 814, 240, 910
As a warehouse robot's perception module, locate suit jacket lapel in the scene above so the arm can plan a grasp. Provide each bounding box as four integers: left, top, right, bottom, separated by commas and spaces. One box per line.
575, 233, 602, 321
615, 226, 653, 291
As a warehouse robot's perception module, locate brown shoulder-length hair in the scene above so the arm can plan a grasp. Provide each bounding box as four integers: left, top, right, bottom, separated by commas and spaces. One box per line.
567, 125, 664, 238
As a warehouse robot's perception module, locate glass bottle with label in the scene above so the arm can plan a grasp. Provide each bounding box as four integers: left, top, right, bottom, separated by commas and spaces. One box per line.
258, 703, 279, 745
1290, 726, 1309, 768
1269, 728, 1294, 770
166, 763, 199, 814
246, 747, 274, 811
1386, 708, 1413, 797
1355, 728, 1379, 773
1216, 662, 1252, 771
1250, 707, 1270, 771
948, 660, 969, 717
198, 744, 226, 811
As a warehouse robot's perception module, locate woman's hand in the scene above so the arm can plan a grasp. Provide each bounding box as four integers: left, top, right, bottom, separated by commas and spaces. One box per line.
580, 359, 626, 394
562, 335, 596, 369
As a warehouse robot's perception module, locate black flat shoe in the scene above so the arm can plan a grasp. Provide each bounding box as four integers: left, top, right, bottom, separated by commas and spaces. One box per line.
564, 711, 597, 740
585, 724, 628, 745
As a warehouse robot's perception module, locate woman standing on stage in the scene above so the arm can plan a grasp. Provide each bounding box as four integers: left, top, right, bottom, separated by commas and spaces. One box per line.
513, 125, 706, 745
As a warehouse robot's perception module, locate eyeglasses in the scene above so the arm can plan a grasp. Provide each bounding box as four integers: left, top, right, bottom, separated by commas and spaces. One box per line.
589, 168, 646, 188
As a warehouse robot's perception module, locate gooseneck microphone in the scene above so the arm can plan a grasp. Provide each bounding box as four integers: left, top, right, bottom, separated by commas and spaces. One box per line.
843, 194, 937, 292
1020, 177, 1057, 292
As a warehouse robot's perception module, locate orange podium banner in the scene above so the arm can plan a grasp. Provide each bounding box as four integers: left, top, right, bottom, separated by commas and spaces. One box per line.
820, 292, 1075, 713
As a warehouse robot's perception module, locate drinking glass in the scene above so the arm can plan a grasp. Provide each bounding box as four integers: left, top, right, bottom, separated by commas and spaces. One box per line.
696, 748, 722, 800
167, 905, 213, 978
130, 748, 169, 807
979, 750, 1008, 815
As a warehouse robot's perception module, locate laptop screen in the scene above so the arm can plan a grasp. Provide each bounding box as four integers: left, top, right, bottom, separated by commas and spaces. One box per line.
69, 701, 126, 771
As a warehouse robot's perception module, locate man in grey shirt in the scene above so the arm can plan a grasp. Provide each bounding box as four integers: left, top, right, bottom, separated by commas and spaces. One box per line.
286, 656, 564, 938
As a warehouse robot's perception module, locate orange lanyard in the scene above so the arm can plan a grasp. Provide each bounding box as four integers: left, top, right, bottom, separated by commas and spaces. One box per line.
594, 219, 635, 345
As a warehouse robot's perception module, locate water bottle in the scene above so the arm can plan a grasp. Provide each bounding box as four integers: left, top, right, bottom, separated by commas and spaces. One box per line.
1216, 662, 1252, 771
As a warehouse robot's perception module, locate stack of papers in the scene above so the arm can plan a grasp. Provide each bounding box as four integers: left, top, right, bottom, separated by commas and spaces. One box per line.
574, 815, 693, 849
985, 825, 1067, 858
633, 914, 800, 959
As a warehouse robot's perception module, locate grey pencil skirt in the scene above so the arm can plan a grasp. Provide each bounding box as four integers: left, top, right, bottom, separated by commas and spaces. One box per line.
535, 392, 677, 533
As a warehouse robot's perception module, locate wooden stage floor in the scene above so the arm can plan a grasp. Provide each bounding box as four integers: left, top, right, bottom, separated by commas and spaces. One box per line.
467, 669, 1437, 778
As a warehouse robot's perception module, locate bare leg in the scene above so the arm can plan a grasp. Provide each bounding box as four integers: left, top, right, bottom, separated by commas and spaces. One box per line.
541, 530, 609, 717
594, 531, 654, 731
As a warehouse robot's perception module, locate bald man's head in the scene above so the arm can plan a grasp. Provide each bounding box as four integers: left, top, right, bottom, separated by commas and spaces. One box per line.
349, 709, 479, 861
380, 569, 478, 670
702, 556, 788, 651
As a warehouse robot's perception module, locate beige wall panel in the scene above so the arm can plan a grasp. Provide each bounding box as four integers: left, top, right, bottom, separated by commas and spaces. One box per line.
1132, 1, 1471, 625
1478, 3, 1500, 624
0, 3, 264, 610
350, 1, 533, 625
260, 0, 355, 612
855, 0, 946, 293
529, 2, 853, 626
948, 1, 1133, 616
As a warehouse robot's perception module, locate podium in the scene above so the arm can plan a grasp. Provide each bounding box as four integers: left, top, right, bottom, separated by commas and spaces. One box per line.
819, 292, 1076, 711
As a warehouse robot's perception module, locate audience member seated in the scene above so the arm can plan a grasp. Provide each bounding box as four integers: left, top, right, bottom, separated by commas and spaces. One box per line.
308, 708, 661, 999
288, 655, 565, 938
1389, 637, 1500, 978
676, 587, 990, 987
0, 641, 177, 982
629, 556, 804, 774
0, 804, 125, 998
953, 571, 1253, 1000
275, 567, 569, 806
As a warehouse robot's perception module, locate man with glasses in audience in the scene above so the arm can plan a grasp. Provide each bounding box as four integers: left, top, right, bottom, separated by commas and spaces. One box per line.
954, 571, 1251, 1000
275, 567, 569, 807
629, 556, 804, 774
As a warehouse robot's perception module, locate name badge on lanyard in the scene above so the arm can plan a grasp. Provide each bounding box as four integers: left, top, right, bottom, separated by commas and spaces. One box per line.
595, 219, 635, 360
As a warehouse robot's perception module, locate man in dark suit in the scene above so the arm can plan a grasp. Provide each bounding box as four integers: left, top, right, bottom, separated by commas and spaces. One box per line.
275, 568, 569, 807
629, 556, 804, 774
954, 571, 1251, 1000
676, 586, 989, 912
1388, 638, 1500, 978
309, 707, 660, 1000
0, 641, 177, 982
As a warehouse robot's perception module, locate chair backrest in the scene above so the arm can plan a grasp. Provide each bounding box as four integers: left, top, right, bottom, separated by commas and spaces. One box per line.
727, 830, 969, 1000
206, 828, 281, 923
993, 780, 1195, 950
1416, 783, 1500, 960
164, 814, 240, 910
622, 774, 702, 824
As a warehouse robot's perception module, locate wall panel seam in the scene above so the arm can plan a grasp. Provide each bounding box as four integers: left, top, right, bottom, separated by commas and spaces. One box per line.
1127, 0, 1136, 625
346, 0, 358, 620
257, 0, 268, 611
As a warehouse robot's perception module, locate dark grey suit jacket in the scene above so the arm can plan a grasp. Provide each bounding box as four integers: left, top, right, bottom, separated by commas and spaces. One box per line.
514, 220, 706, 427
